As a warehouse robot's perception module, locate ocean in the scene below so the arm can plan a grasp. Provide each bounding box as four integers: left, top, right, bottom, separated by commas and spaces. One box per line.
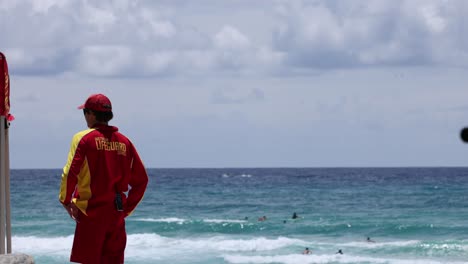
9, 167, 468, 263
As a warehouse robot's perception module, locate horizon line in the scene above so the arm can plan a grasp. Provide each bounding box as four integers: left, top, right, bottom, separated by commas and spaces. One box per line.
9, 165, 468, 170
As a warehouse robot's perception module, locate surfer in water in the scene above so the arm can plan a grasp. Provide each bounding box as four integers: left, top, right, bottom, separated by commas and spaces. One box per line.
292, 212, 299, 219
302, 247, 311, 254
367, 237, 375, 243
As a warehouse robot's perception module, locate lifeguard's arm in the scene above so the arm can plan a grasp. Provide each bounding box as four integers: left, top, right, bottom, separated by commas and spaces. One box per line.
124, 145, 149, 216
59, 132, 88, 206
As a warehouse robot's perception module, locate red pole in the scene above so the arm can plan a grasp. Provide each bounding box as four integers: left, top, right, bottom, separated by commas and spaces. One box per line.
0, 52, 11, 254
0, 53, 10, 116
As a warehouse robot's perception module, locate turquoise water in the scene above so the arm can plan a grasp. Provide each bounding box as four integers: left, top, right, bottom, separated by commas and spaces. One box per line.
10, 168, 468, 263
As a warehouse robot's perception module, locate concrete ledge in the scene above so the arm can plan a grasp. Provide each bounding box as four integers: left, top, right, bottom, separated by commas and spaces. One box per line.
0, 254, 34, 264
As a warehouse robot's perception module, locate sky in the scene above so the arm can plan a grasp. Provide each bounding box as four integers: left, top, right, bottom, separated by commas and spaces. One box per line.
1, 0, 468, 169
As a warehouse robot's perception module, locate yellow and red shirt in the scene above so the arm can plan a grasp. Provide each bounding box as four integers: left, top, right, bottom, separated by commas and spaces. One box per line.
59, 124, 148, 217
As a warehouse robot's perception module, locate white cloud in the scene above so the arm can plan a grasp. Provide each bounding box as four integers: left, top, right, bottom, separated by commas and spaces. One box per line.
140, 8, 176, 38
0, 1, 266, 77
4, 49, 35, 68
2, 0, 465, 78
182, 50, 216, 72
420, 4, 447, 33
213, 25, 251, 50
77, 45, 133, 77
31, 0, 67, 13
0, 1, 15, 11
143, 51, 176, 75
82, 3, 117, 33
272, 0, 468, 68
3, 48, 73, 75
254, 46, 284, 69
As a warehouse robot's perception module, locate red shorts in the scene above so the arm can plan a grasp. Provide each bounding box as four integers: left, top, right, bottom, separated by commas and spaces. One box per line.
70, 207, 126, 264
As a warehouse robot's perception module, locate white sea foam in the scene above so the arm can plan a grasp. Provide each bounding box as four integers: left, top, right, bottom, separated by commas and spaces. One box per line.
221, 173, 253, 178
127, 234, 305, 253
13, 235, 73, 256
203, 219, 248, 224
13, 234, 306, 258
131, 218, 249, 224
125, 234, 308, 261
223, 253, 467, 264
12, 235, 466, 264
339, 240, 421, 248
131, 217, 187, 224
420, 242, 468, 251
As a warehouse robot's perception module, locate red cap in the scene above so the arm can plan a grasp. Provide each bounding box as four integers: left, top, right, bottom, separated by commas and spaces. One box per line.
78, 94, 112, 112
